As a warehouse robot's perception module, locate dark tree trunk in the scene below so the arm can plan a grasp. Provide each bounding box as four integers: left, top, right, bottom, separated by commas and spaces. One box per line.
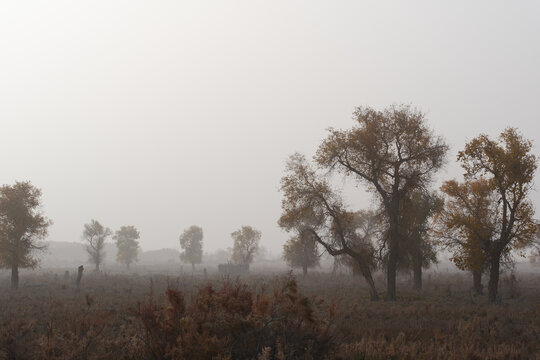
302, 264, 308, 276
386, 249, 397, 301
362, 269, 379, 301
357, 260, 379, 301
11, 264, 19, 290
473, 269, 483, 295
488, 253, 501, 303
385, 216, 399, 301
413, 262, 422, 291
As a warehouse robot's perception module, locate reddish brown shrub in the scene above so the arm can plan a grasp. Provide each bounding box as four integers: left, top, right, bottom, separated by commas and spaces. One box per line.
131, 275, 336, 359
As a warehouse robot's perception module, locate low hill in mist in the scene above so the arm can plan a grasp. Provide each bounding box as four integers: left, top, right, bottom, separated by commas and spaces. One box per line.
138, 248, 181, 264
40, 241, 182, 268
36, 242, 539, 274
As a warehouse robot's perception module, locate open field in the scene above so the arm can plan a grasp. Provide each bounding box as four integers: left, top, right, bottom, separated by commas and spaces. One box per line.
0, 270, 539, 359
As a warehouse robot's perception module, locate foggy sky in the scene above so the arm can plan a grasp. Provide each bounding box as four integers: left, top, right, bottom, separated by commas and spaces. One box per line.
1, 1, 539, 255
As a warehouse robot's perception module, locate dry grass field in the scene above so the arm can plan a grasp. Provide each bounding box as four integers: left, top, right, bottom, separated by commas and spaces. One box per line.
0, 270, 539, 359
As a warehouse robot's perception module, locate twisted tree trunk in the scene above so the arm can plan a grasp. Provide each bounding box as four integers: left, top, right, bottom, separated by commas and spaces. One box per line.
358, 262, 379, 301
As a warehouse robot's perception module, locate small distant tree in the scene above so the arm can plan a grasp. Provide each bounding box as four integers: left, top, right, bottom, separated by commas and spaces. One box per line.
179, 225, 203, 270
0, 181, 52, 289
283, 231, 319, 275
114, 225, 140, 269
231, 226, 261, 265
82, 219, 111, 271
456, 128, 537, 303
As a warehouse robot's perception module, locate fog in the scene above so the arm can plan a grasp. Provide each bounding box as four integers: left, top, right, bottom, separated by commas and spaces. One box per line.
1, 1, 539, 255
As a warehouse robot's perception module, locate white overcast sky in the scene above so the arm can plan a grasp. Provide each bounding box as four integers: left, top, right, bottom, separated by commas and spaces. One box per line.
0, 1, 539, 254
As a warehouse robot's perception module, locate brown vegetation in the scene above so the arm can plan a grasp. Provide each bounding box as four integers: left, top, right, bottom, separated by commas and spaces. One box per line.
0, 271, 538, 359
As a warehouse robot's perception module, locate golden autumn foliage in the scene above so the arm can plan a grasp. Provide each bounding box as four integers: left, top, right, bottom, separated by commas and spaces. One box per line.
449, 128, 538, 302
437, 178, 497, 294
438, 179, 497, 268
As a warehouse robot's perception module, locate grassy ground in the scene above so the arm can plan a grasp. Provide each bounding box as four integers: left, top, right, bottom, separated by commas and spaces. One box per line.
0, 270, 538, 359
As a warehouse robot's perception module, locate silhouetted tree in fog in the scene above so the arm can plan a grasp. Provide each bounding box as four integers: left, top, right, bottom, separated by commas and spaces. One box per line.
114, 225, 140, 269
0, 181, 51, 289
283, 231, 319, 275
231, 226, 260, 265
179, 225, 203, 271
315, 105, 448, 300
279, 154, 381, 300
82, 219, 111, 271
395, 190, 441, 291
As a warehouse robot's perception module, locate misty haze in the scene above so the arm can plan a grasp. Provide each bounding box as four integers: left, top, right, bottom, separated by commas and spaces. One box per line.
1, 1, 540, 359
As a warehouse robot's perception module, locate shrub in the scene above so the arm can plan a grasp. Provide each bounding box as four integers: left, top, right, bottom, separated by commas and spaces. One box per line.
131, 275, 336, 359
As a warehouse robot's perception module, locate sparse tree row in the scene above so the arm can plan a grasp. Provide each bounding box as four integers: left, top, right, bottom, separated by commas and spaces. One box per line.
279, 104, 538, 303
76, 221, 263, 274
81, 220, 141, 271
177, 224, 263, 273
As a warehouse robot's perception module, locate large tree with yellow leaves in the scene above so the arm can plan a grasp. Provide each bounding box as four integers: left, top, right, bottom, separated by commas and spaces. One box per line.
438, 178, 498, 295
315, 105, 448, 300
449, 128, 537, 303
